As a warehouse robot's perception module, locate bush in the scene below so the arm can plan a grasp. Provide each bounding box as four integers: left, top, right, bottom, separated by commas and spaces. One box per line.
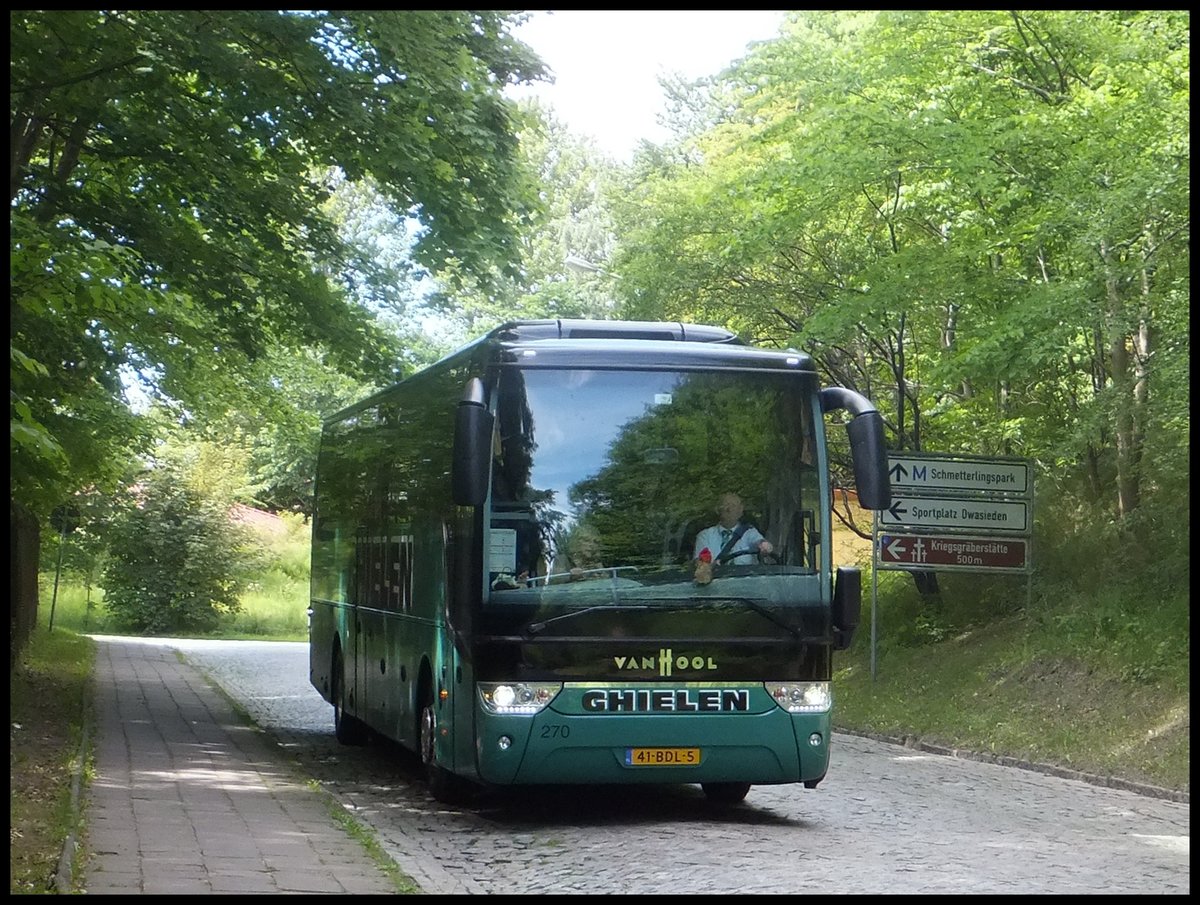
101, 467, 255, 635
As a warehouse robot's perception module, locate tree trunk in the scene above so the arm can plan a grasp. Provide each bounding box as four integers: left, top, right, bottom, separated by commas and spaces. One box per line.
10, 503, 41, 667
998, 380, 1011, 456
943, 300, 973, 400
1102, 239, 1141, 518
912, 570, 941, 596
892, 315, 907, 451
1131, 248, 1153, 493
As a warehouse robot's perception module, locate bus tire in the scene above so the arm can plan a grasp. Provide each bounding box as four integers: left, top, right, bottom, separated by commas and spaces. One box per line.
332, 646, 369, 746
418, 690, 474, 805
702, 782, 751, 805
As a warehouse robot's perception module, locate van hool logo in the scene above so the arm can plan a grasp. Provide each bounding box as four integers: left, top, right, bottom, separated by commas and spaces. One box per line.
613, 648, 717, 677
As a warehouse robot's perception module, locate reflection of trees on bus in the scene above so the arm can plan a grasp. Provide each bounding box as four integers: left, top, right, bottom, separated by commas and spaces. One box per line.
492, 366, 572, 581
492, 367, 535, 502
569, 375, 810, 571
312, 365, 467, 607
485, 367, 820, 581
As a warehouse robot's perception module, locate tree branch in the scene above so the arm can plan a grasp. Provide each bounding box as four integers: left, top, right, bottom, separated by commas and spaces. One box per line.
11, 56, 145, 95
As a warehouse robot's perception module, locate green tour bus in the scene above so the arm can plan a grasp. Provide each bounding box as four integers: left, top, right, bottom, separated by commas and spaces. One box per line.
308, 319, 889, 804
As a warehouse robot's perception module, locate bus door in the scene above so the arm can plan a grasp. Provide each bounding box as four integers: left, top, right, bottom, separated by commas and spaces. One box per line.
411, 516, 460, 772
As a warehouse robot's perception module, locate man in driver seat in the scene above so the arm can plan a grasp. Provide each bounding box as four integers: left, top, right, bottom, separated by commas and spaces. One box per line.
693, 492, 773, 583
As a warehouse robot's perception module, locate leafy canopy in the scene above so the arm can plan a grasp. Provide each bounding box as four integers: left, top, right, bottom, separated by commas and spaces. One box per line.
611, 10, 1189, 526
11, 10, 546, 516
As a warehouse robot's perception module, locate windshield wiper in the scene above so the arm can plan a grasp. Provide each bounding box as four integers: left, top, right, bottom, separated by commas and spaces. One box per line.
711, 597, 802, 638
524, 605, 651, 637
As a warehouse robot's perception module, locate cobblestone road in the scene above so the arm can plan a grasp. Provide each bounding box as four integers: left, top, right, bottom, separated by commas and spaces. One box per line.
162, 638, 1189, 895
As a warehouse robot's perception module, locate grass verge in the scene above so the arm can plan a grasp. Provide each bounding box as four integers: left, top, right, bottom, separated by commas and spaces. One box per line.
834, 568, 1189, 793
9, 628, 95, 894
316, 781, 422, 894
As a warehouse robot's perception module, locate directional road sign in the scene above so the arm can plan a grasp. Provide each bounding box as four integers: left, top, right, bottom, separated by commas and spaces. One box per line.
876, 533, 1029, 573
879, 495, 1029, 533
887, 455, 1029, 496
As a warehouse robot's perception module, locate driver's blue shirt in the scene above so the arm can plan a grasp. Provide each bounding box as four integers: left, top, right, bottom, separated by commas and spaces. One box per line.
694, 523, 766, 565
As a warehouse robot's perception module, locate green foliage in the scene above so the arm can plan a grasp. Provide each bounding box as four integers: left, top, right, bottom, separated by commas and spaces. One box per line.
9, 628, 95, 894
610, 9, 1189, 538
263, 512, 314, 579
221, 345, 380, 516
41, 510, 313, 640
429, 99, 624, 336
39, 486, 119, 591
36, 579, 111, 635
229, 513, 312, 639
161, 429, 260, 507
100, 463, 255, 635
10, 213, 153, 516
10, 9, 546, 520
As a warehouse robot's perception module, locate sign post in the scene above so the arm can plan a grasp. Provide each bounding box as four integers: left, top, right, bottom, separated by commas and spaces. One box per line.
870, 452, 1033, 681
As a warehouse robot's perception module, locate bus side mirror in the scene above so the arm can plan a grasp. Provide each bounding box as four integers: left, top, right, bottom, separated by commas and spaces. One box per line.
819, 387, 891, 511
846, 411, 890, 511
832, 566, 861, 650
452, 378, 493, 507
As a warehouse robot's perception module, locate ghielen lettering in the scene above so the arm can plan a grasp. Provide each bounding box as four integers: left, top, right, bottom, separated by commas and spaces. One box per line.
581, 688, 750, 713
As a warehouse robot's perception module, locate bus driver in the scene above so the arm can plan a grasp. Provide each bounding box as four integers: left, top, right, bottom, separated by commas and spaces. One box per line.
693, 492, 773, 584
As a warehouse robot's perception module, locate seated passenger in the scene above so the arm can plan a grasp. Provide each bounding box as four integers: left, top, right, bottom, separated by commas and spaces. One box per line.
550, 523, 607, 582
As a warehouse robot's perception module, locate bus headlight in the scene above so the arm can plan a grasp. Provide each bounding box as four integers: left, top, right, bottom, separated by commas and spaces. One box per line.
765, 681, 831, 714
478, 682, 562, 714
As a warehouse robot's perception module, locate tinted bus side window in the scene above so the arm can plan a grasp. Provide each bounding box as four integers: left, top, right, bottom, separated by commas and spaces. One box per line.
382, 365, 466, 621
312, 415, 372, 605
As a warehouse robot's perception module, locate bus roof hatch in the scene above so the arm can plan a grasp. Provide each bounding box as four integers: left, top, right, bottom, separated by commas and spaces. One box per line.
494, 319, 743, 344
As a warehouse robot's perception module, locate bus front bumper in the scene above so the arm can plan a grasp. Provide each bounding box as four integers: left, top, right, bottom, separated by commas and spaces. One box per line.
474, 707, 831, 787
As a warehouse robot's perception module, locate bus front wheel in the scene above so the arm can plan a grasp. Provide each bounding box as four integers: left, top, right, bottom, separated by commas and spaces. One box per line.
418, 693, 473, 805
702, 782, 751, 805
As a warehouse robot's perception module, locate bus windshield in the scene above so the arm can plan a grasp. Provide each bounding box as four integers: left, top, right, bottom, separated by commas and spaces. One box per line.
486, 367, 824, 609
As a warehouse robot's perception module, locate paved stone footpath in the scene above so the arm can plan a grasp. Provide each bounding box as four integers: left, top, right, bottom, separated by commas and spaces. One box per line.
84, 637, 398, 895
